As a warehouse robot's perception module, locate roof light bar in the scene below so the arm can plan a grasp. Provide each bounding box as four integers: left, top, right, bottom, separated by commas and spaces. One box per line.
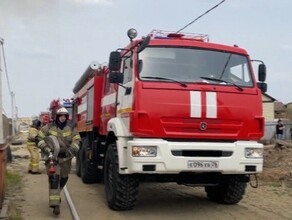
149, 29, 209, 42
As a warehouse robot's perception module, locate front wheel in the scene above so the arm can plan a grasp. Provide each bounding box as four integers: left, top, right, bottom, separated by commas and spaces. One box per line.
104, 143, 139, 210
205, 175, 247, 204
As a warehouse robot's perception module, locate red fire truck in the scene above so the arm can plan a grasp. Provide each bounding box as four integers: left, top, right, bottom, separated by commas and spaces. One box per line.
39, 111, 50, 125
49, 98, 73, 121
72, 29, 267, 210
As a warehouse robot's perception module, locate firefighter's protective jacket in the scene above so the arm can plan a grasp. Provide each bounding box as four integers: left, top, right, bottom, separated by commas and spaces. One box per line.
27, 127, 39, 146
37, 122, 81, 157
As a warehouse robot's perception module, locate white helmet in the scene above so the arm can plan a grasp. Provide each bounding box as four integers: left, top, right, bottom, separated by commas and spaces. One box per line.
56, 107, 69, 115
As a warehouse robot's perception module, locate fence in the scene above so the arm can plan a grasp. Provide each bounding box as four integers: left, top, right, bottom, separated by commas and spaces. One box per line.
261, 121, 292, 144
0, 115, 12, 208
0, 143, 8, 208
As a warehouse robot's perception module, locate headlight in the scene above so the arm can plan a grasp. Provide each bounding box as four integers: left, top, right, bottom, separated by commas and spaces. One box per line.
245, 148, 263, 158
132, 146, 157, 157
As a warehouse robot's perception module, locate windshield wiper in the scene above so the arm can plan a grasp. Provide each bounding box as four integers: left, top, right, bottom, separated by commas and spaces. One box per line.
141, 76, 187, 88
219, 53, 232, 79
200, 76, 243, 91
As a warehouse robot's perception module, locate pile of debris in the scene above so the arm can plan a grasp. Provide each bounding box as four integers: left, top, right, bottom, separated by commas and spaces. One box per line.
259, 141, 292, 186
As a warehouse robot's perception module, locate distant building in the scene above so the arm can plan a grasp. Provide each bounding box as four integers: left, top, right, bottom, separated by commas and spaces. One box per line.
260, 94, 292, 142
2, 114, 12, 140
274, 101, 287, 119
15, 117, 32, 133
285, 102, 292, 121
19, 122, 29, 132
262, 93, 276, 121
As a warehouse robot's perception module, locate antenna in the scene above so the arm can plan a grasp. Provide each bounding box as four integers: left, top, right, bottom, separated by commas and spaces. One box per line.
176, 0, 226, 33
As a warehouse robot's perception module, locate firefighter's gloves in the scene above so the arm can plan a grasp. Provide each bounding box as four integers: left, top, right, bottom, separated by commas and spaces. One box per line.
34, 136, 41, 145
66, 143, 79, 158
66, 147, 76, 158
43, 146, 52, 156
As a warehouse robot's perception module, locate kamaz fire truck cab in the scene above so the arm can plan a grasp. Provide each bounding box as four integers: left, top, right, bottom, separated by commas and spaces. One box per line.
73, 29, 267, 210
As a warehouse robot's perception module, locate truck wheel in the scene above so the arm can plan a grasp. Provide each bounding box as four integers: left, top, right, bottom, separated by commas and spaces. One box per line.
80, 138, 102, 183
104, 143, 139, 210
205, 175, 247, 204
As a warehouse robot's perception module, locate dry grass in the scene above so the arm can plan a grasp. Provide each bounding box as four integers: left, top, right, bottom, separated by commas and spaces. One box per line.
5, 170, 24, 219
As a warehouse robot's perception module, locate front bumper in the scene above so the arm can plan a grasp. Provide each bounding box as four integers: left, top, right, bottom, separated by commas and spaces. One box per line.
118, 139, 263, 175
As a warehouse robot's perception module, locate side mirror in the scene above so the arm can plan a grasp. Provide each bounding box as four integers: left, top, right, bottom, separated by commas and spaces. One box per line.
109, 51, 121, 71
109, 72, 123, 84
258, 64, 266, 82
257, 82, 267, 93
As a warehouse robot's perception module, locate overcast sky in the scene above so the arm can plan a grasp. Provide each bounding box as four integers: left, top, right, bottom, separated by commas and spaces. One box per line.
0, 0, 291, 117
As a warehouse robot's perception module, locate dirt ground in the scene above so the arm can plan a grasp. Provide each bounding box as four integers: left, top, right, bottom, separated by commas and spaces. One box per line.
259, 145, 292, 184
3, 135, 292, 220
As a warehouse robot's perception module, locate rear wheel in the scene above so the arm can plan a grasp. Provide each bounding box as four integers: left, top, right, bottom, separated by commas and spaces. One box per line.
104, 143, 139, 210
76, 149, 81, 177
205, 175, 247, 204
80, 138, 102, 183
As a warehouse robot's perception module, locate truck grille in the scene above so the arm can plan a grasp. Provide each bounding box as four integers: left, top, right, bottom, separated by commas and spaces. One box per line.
161, 117, 242, 136
171, 150, 233, 157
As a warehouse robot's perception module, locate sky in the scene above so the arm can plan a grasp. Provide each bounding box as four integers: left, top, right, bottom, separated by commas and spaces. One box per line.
0, 0, 291, 118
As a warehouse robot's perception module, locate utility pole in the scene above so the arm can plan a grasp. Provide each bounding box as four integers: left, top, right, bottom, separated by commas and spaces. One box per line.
15, 106, 18, 133
0, 37, 4, 144
11, 91, 15, 136
0, 37, 16, 137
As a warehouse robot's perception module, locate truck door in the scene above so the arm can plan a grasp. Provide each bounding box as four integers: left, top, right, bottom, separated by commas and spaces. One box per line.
116, 53, 134, 135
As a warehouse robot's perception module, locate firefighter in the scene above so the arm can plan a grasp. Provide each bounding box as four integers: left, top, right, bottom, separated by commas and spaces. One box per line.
27, 119, 42, 174
36, 107, 81, 215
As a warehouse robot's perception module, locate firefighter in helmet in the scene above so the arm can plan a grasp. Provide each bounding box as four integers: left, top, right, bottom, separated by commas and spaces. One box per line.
27, 119, 42, 174
36, 107, 81, 215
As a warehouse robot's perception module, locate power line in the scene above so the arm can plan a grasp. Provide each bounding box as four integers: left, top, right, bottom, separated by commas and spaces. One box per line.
176, 0, 226, 33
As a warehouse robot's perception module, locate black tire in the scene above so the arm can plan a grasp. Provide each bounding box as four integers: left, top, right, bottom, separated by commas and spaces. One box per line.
76, 149, 81, 177
104, 143, 139, 210
80, 138, 102, 183
205, 175, 247, 204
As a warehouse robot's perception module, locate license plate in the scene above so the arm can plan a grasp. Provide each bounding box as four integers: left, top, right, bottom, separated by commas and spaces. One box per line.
187, 161, 219, 169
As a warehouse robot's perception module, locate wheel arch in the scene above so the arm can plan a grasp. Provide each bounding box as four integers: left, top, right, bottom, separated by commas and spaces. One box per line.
107, 117, 131, 137
105, 129, 130, 174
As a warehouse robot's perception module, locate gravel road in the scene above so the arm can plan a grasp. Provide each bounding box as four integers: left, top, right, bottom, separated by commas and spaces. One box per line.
5, 141, 292, 220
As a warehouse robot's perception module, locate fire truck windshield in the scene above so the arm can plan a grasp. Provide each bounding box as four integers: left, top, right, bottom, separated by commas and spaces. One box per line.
138, 47, 254, 87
